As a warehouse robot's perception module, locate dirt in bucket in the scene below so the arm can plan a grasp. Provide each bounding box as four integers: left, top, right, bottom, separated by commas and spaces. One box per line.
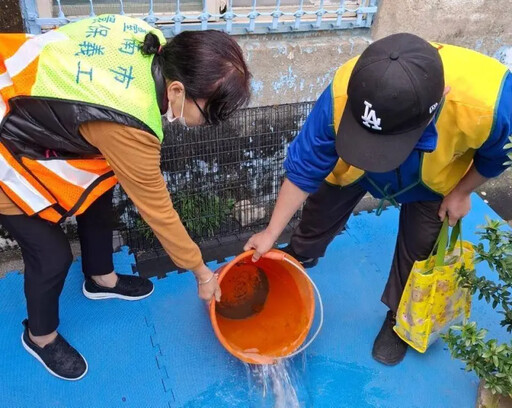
215, 260, 310, 360
215, 263, 269, 319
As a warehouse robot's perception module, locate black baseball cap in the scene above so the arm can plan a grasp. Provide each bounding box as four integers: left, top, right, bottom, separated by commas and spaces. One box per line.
336, 33, 445, 173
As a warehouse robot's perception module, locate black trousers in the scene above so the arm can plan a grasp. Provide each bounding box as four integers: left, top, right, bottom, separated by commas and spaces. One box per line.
0, 189, 114, 336
290, 182, 443, 313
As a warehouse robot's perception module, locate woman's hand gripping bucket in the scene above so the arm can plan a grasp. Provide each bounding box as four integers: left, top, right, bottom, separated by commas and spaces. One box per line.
209, 249, 323, 365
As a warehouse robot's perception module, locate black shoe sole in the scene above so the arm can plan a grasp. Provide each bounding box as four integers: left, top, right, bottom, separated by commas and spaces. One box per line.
372, 345, 408, 366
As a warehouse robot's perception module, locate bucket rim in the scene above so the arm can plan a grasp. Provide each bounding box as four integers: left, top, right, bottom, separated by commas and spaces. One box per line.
209, 248, 315, 364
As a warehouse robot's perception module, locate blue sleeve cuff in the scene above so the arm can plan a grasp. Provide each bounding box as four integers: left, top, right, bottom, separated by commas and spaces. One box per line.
283, 168, 322, 194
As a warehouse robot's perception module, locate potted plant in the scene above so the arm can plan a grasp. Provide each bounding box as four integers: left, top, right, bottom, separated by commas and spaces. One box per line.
442, 216, 512, 408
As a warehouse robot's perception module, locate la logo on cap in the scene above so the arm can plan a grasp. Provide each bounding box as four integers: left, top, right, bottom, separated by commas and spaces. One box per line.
361, 100, 382, 131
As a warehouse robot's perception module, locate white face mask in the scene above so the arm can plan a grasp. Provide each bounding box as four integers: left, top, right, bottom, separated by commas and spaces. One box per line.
166, 91, 187, 127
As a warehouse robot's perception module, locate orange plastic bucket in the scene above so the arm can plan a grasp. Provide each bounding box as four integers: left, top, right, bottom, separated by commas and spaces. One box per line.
209, 249, 322, 364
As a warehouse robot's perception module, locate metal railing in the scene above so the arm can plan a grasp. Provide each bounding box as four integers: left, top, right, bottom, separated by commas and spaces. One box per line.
19, 0, 377, 36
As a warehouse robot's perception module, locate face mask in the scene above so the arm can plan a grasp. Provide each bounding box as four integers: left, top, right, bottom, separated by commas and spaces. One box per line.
166, 91, 187, 127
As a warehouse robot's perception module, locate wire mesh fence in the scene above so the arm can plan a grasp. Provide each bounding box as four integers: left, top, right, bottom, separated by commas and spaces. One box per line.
114, 101, 313, 271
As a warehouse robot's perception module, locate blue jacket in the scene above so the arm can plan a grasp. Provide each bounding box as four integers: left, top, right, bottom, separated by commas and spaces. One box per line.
284, 71, 512, 203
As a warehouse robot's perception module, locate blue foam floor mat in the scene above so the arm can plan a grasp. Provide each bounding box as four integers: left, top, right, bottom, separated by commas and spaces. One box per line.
0, 194, 509, 408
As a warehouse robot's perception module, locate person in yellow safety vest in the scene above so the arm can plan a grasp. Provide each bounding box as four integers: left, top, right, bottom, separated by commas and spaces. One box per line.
0, 14, 251, 380
245, 33, 512, 365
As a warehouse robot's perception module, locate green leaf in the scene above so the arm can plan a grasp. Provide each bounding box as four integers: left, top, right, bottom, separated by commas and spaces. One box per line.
496, 345, 507, 353
442, 218, 512, 397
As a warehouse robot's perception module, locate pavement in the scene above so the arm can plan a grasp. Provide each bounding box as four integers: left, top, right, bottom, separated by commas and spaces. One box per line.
0, 194, 509, 407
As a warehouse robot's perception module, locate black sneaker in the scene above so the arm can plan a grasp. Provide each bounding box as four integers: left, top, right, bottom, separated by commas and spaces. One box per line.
82, 274, 154, 301
372, 310, 408, 366
281, 245, 319, 268
21, 320, 88, 381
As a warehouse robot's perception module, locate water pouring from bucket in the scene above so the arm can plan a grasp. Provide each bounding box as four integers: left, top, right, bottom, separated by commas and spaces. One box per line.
209, 249, 323, 365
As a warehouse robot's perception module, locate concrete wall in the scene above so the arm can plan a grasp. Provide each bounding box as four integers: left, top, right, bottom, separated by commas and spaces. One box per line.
6, 0, 510, 106
372, 0, 511, 62
245, 0, 512, 107
238, 30, 371, 107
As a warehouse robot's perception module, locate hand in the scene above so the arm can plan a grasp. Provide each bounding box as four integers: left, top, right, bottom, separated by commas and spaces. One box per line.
243, 229, 277, 262
438, 190, 471, 226
193, 264, 221, 302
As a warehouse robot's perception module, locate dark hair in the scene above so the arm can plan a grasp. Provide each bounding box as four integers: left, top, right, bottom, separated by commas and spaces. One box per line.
141, 32, 161, 55
142, 30, 251, 125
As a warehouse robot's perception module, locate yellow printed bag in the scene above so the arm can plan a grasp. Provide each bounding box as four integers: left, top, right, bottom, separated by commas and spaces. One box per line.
393, 219, 474, 353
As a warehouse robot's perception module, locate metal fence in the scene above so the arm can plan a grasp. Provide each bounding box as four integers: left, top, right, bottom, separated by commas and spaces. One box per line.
20, 0, 377, 35
116, 102, 314, 274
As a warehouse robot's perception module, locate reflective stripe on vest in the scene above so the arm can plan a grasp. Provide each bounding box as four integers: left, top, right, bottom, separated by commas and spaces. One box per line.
37, 160, 102, 188
0, 141, 117, 222
0, 153, 53, 213
21, 156, 117, 214
0, 73, 12, 90
0, 142, 56, 215
0, 31, 66, 120
5, 31, 65, 78
0, 98, 6, 124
